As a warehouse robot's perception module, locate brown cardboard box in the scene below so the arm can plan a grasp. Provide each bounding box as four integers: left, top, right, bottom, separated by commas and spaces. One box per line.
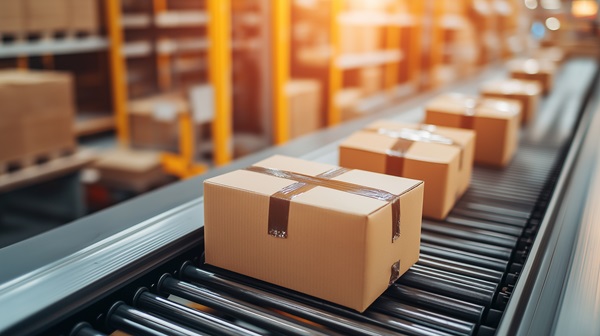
0, 69, 75, 163
0, 0, 24, 34
360, 66, 383, 96
67, 0, 98, 32
93, 149, 170, 192
481, 79, 542, 125
205, 155, 424, 312
533, 47, 565, 64
507, 58, 557, 94
336, 88, 363, 122
25, 0, 68, 32
339, 121, 473, 220
287, 80, 321, 139
340, 25, 381, 54
425, 93, 521, 167
128, 93, 189, 151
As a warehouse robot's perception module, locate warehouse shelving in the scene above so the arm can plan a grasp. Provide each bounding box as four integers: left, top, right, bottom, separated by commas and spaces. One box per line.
0, 36, 108, 59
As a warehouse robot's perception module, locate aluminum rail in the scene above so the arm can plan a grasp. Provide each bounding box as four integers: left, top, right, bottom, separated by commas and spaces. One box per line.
497, 62, 600, 336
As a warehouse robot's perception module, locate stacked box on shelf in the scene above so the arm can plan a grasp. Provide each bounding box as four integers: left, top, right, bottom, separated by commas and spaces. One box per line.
24, 0, 69, 33
128, 92, 189, 151
0, 0, 24, 35
287, 80, 321, 139
0, 70, 76, 164
67, 0, 98, 33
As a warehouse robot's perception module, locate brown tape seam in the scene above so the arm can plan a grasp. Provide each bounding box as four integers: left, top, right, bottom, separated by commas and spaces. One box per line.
389, 260, 401, 285
365, 127, 465, 171
244, 166, 420, 242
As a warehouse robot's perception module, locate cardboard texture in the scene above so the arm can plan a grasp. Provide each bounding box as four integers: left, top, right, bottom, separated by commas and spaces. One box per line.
481, 79, 542, 125
25, 0, 68, 32
67, 0, 98, 32
286, 80, 321, 139
425, 93, 521, 167
0, 69, 75, 163
0, 0, 24, 34
360, 66, 383, 96
128, 93, 189, 151
339, 121, 473, 220
507, 59, 557, 94
204, 155, 424, 312
336, 88, 363, 121
340, 25, 381, 54
93, 149, 169, 192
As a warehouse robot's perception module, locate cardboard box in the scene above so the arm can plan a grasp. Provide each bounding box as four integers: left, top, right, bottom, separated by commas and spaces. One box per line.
425, 93, 521, 167
0, 0, 24, 34
340, 121, 474, 219
287, 80, 321, 139
128, 93, 189, 151
204, 155, 424, 312
25, 0, 68, 32
481, 79, 542, 125
360, 66, 383, 96
533, 47, 565, 64
340, 25, 381, 54
67, 0, 98, 32
0, 69, 75, 163
93, 148, 170, 192
336, 88, 363, 122
507, 58, 557, 94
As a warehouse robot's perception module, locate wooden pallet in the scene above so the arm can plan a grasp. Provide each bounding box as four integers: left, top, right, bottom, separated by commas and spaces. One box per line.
0, 147, 95, 193
0, 146, 77, 176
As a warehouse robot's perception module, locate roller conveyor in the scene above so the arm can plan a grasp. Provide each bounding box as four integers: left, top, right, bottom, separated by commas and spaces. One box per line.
1, 58, 600, 336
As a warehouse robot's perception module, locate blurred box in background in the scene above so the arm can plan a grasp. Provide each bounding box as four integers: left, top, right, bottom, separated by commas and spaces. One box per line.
287, 79, 321, 139
0, 70, 76, 163
25, 0, 69, 33
68, 0, 98, 33
0, 0, 24, 35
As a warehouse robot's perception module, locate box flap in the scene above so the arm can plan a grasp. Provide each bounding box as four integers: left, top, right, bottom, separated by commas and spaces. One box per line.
481, 79, 542, 96
425, 93, 521, 120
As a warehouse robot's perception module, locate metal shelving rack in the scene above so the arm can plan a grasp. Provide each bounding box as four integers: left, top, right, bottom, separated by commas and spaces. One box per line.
106, 0, 232, 171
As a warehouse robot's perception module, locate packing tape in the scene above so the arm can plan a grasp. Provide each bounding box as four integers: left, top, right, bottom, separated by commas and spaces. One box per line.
365, 127, 465, 172
243, 166, 419, 243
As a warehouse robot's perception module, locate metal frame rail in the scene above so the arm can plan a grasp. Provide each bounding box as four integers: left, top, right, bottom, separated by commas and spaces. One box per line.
0, 59, 597, 336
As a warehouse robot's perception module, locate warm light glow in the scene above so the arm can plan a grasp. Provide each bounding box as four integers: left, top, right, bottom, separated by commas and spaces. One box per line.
541, 0, 561, 10
545, 17, 561, 31
572, 0, 599, 18
524, 0, 538, 9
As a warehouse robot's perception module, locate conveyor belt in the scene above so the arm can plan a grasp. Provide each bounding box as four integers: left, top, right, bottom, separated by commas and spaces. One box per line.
1, 59, 597, 336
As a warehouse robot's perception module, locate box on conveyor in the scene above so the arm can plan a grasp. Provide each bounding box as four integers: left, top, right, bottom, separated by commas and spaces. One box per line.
204, 155, 424, 312
507, 58, 557, 94
339, 121, 475, 220
128, 92, 189, 152
0, 69, 75, 163
287, 79, 321, 139
480, 79, 542, 125
425, 93, 521, 167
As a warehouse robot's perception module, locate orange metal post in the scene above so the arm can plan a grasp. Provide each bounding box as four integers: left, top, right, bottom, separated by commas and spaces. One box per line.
106, 0, 130, 147
272, 0, 290, 144
328, 0, 343, 126
208, 0, 232, 165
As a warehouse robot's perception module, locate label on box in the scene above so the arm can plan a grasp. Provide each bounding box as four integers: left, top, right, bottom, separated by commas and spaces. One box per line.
189, 85, 214, 123
152, 102, 177, 122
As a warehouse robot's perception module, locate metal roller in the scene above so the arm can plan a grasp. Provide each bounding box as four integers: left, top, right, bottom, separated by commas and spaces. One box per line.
158, 275, 333, 336
421, 232, 513, 260
133, 289, 260, 336
421, 222, 518, 248
106, 302, 207, 336
417, 254, 503, 283
181, 265, 398, 336
420, 243, 508, 271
